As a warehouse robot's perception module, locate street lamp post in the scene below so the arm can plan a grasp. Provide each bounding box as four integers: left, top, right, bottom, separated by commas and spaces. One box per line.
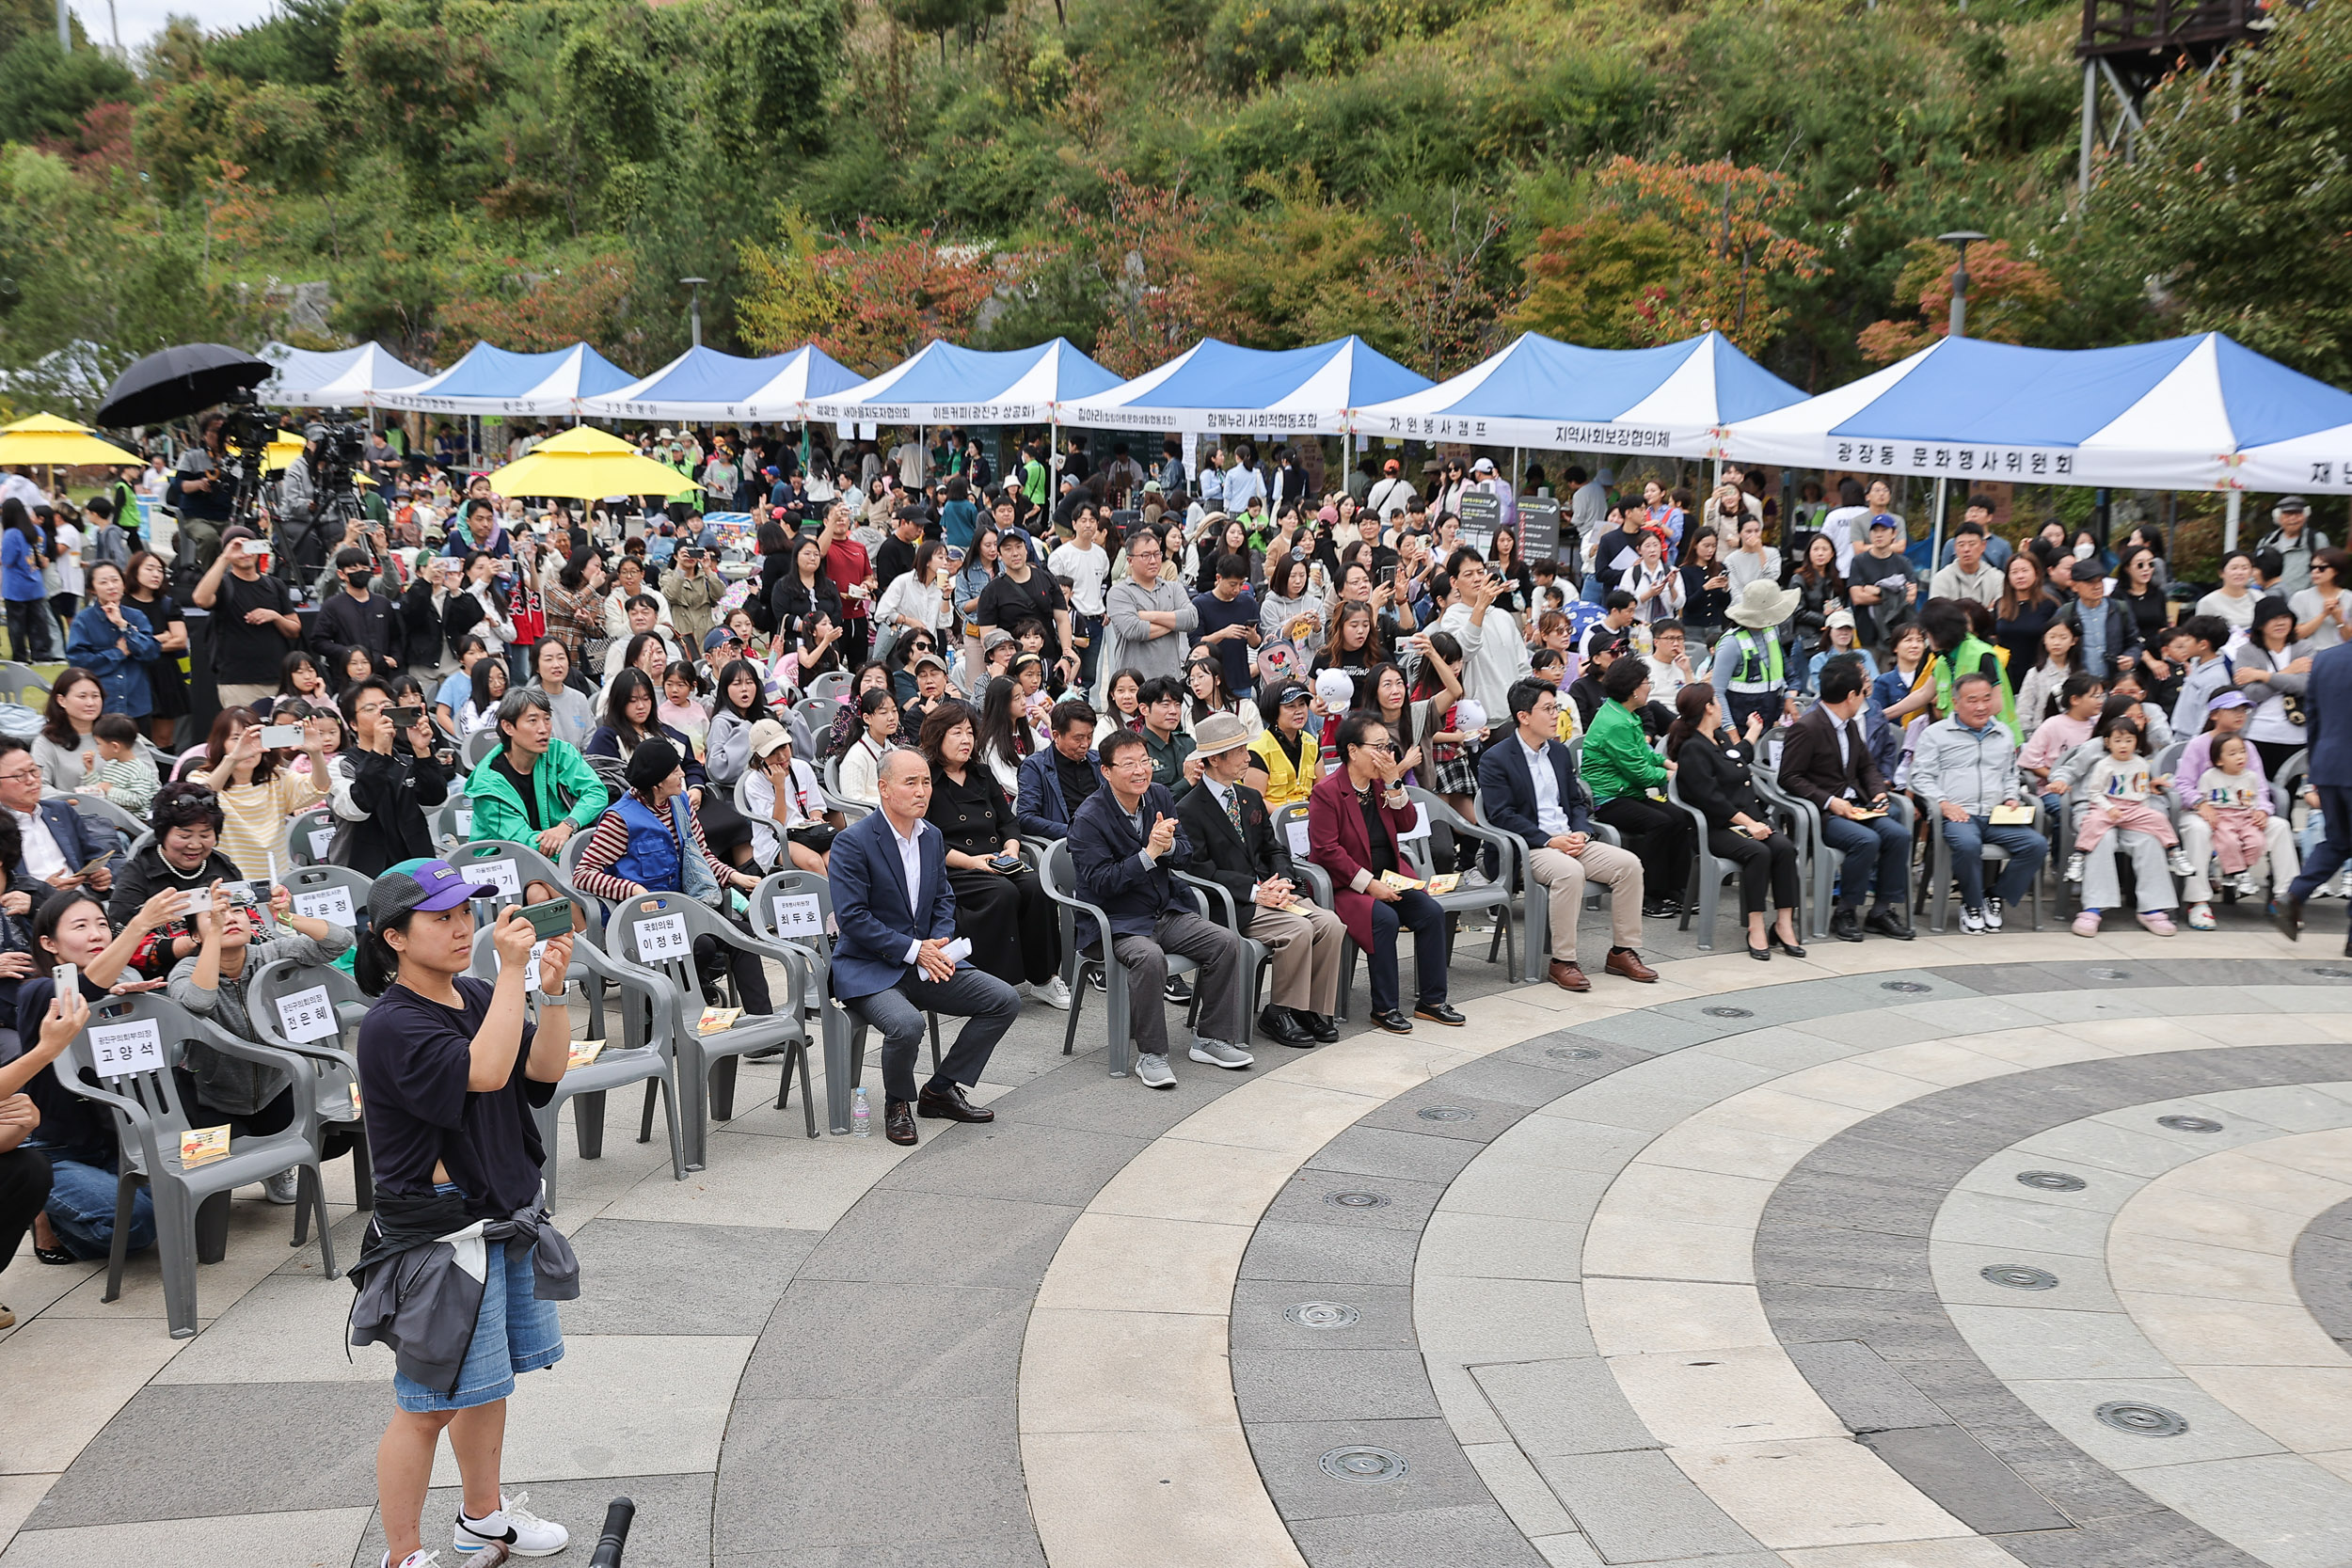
679, 277, 709, 348
1936, 230, 1988, 340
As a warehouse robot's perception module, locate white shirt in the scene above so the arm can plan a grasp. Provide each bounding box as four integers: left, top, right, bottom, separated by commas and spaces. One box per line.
1047, 541, 1111, 617
1520, 736, 1569, 838
14, 805, 63, 879
882, 811, 929, 961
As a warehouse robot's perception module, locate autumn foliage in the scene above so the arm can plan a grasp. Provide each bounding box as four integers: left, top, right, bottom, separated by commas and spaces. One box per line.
736, 213, 1000, 372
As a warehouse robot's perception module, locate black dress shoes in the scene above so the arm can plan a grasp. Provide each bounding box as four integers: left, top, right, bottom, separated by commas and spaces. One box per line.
1301, 1010, 1340, 1043
1259, 1005, 1315, 1048
2276, 891, 2305, 942
1864, 906, 1915, 941
1830, 906, 1864, 942
883, 1098, 918, 1146
917, 1083, 994, 1123
1414, 1001, 1466, 1026
1370, 1007, 1414, 1034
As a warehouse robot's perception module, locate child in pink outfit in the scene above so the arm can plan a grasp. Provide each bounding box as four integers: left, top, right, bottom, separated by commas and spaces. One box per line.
2194, 734, 2271, 876
2074, 720, 2177, 852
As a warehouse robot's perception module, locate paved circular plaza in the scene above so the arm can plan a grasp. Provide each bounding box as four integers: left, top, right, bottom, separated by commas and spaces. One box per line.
1, 924, 2348, 1567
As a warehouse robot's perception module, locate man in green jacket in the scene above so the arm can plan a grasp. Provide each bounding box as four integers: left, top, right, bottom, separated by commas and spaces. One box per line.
1581, 656, 1690, 917
464, 688, 610, 859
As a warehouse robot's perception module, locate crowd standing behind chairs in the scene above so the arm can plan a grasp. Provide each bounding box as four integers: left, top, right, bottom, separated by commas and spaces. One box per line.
0, 423, 2340, 1565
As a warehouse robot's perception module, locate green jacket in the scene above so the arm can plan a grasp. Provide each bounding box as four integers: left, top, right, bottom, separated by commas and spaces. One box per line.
1582, 699, 1664, 804
1141, 724, 1196, 798
464, 738, 609, 843
1932, 635, 2019, 741
1022, 457, 1049, 507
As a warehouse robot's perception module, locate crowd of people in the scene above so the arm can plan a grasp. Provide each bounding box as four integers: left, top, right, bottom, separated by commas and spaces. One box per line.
0, 417, 2344, 1568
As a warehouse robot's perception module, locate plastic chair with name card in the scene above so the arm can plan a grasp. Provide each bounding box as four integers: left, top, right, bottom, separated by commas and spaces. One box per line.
245, 951, 373, 1228
287, 802, 339, 867
1402, 787, 1519, 977
431, 795, 476, 855
748, 867, 914, 1136
606, 893, 813, 1166
444, 839, 613, 1036
1916, 793, 2046, 932
463, 920, 688, 1208
1037, 838, 1206, 1078
49, 991, 331, 1338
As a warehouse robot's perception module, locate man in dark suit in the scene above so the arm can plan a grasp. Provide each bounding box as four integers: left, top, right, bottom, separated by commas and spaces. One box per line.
1013, 700, 1098, 843
1175, 712, 1344, 1047
2280, 639, 2352, 949
0, 736, 112, 895
1774, 657, 1914, 942
1478, 678, 1651, 991
1069, 728, 1251, 1089
827, 747, 1021, 1145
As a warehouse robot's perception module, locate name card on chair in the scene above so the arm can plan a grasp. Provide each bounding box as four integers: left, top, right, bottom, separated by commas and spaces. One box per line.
90, 1018, 165, 1078
1284, 818, 1311, 860
292, 886, 355, 926
523, 939, 549, 991
276, 985, 340, 1043
308, 827, 336, 860
1398, 804, 1432, 842
633, 911, 691, 961
470, 859, 521, 899
454, 808, 473, 837
771, 894, 823, 940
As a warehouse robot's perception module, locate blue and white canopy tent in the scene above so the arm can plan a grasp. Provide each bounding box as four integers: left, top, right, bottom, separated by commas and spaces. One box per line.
257, 341, 428, 409
803, 338, 1121, 427
579, 343, 865, 424
1722, 333, 2352, 552
375, 341, 639, 419
1348, 331, 1804, 456
1054, 336, 1432, 436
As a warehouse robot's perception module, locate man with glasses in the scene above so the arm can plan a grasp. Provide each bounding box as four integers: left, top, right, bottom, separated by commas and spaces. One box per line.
1068, 728, 1251, 1090
0, 737, 111, 894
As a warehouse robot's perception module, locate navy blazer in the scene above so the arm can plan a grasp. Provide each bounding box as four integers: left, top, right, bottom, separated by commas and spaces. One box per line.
1067, 781, 1192, 949
2306, 641, 2352, 789
1014, 746, 1095, 844
35, 799, 106, 875
826, 808, 960, 1001
1476, 733, 1591, 848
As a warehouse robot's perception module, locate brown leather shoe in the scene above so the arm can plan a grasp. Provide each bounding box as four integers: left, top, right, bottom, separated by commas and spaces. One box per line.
884, 1098, 918, 1145
917, 1083, 995, 1123
1604, 948, 1659, 983
1548, 959, 1592, 992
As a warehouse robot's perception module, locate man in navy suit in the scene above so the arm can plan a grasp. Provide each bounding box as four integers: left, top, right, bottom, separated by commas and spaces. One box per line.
828, 748, 1020, 1145
1477, 678, 1653, 991
1013, 700, 1098, 843
2280, 639, 2352, 950
0, 736, 112, 895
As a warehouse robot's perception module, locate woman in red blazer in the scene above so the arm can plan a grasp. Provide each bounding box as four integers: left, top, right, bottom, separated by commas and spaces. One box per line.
1308, 710, 1461, 1034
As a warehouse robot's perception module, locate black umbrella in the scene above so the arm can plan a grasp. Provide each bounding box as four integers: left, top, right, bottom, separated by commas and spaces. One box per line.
95, 342, 271, 428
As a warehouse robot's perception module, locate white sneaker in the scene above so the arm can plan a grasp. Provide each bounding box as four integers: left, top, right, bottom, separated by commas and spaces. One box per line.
1135, 1053, 1176, 1089
1959, 905, 1988, 934
2229, 871, 2259, 897
2336, 868, 2352, 898
1189, 1038, 1254, 1069
262, 1169, 300, 1206
2165, 847, 2196, 878
2063, 851, 2086, 883
385, 1552, 439, 1568
1037, 974, 1073, 1010
1983, 897, 2005, 931
455, 1491, 567, 1557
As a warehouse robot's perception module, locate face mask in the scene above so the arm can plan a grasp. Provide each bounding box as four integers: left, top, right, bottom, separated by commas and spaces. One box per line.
344, 571, 373, 590
2074, 542, 2094, 560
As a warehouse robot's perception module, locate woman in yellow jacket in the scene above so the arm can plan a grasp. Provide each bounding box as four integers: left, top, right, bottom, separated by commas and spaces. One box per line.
1244, 679, 1319, 811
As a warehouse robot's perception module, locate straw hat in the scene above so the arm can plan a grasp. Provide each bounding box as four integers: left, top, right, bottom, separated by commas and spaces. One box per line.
1725, 578, 1801, 630
1192, 711, 1253, 757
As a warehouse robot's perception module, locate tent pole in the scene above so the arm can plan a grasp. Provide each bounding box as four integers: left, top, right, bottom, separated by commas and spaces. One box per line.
1930, 476, 1948, 566
2223, 489, 2242, 552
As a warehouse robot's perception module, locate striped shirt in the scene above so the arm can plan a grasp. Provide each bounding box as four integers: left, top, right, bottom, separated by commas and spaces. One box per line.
570, 795, 736, 901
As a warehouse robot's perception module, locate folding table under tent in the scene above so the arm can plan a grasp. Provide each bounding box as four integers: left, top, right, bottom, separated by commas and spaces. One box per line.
259, 341, 429, 410
1348, 331, 1804, 456
1054, 336, 1432, 436
802, 338, 1122, 427
374, 341, 640, 419
579, 343, 866, 424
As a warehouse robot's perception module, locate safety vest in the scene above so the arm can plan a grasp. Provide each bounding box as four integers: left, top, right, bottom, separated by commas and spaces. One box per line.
1724, 628, 1784, 694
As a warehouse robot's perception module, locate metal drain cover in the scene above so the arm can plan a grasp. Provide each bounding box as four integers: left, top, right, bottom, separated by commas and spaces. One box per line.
1326, 1191, 1390, 1209
2089, 967, 2132, 980
2311, 965, 2352, 978
1703, 1006, 1755, 1019
2096, 1402, 2189, 1436
2018, 1170, 2088, 1192
1418, 1106, 1474, 1122
1982, 1264, 2060, 1291
2157, 1115, 2224, 1133
1285, 1302, 1359, 1329
1320, 1445, 1408, 1481
1882, 980, 1931, 993
1549, 1046, 1603, 1061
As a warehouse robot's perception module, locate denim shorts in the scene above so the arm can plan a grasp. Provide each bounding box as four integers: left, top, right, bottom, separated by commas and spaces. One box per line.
392, 1203, 564, 1412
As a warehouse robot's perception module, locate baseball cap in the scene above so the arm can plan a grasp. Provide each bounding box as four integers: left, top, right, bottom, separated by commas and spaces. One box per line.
2205, 689, 2252, 712
1826, 609, 1856, 630
1383, 458, 1401, 475
748, 718, 791, 757
980, 626, 1014, 652
1273, 681, 1311, 705
703, 626, 733, 653
1471, 457, 1497, 474
996, 526, 1035, 556
1867, 513, 1899, 532
368, 858, 500, 927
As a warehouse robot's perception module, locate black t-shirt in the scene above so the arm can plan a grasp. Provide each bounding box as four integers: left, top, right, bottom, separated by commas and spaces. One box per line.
874, 535, 917, 594
211, 571, 296, 684
491, 752, 548, 832
1357, 787, 1397, 878
976, 569, 1068, 658
357, 976, 553, 1220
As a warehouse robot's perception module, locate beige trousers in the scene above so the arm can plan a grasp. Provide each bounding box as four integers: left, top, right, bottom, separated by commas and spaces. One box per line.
1249, 901, 1347, 1014
1529, 841, 1645, 962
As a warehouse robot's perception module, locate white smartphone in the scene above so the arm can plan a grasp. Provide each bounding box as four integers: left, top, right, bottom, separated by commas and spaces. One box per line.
259, 723, 305, 749
52, 962, 74, 993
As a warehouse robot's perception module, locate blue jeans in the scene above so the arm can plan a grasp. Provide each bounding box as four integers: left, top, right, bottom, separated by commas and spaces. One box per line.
1942, 815, 2048, 910
1820, 810, 1910, 908
2290, 784, 2352, 914
1369, 888, 1450, 1015
38, 1148, 156, 1260
393, 1235, 564, 1412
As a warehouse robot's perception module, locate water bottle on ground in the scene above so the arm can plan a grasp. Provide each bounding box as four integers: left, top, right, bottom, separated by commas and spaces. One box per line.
852, 1085, 870, 1137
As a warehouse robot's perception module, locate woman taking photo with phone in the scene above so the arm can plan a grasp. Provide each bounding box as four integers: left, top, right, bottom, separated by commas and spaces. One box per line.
189, 706, 333, 878
327, 679, 453, 876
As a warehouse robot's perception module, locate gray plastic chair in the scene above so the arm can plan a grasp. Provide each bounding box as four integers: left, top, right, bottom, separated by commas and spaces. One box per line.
748, 867, 923, 1135
464, 922, 688, 1206
1751, 762, 1916, 941
804, 670, 850, 704
50, 991, 330, 1338
1037, 838, 1204, 1077
287, 802, 339, 866
245, 953, 373, 1225
0, 660, 51, 704
461, 729, 500, 768
52, 790, 145, 850
1403, 787, 1519, 978
1170, 870, 1273, 1049
431, 796, 476, 852
821, 753, 875, 821
1918, 795, 2046, 932
607, 893, 814, 1164
1267, 803, 1351, 1014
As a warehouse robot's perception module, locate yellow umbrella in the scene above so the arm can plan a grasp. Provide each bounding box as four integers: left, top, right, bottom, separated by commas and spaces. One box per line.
489, 425, 704, 500
0, 413, 140, 468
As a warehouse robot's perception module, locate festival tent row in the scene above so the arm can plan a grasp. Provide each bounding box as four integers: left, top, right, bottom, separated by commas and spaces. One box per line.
580, 344, 866, 423
257, 341, 430, 408
373, 341, 639, 418
1057, 336, 1432, 436
805, 338, 1124, 426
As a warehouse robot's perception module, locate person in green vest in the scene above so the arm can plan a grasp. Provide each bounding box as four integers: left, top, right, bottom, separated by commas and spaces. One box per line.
464, 686, 610, 859
1021, 442, 1050, 509
1582, 656, 1692, 917
1708, 580, 1800, 738
1917, 596, 2018, 740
